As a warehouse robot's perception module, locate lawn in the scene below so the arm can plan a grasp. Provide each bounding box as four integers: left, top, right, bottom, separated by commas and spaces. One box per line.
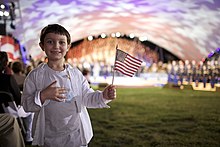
88, 87, 220, 147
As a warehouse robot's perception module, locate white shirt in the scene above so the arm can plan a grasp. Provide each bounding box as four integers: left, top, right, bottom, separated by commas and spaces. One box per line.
43, 65, 81, 146
21, 63, 111, 146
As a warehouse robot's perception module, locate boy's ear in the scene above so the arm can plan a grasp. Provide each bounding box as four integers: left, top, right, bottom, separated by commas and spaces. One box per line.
39, 42, 44, 51
67, 44, 71, 51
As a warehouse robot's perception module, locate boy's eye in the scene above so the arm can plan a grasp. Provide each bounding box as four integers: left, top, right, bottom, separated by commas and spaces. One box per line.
60, 41, 66, 45
46, 40, 53, 44
45, 39, 66, 45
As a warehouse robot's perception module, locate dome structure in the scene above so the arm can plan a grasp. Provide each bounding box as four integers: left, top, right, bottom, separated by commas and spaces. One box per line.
2, 0, 220, 62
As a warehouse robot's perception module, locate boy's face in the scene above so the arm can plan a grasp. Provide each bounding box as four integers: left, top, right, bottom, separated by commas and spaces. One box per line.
39, 33, 70, 62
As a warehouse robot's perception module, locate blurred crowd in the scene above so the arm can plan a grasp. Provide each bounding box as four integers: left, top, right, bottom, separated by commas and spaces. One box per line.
146, 60, 220, 88
0, 51, 33, 146
72, 59, 220, 88
4, 55, 220, 89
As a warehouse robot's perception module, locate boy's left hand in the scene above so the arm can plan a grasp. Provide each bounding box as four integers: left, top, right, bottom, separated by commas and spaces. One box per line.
103, 85, 116, 100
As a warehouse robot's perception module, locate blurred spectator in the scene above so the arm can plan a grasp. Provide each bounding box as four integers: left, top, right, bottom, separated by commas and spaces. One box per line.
4, 61, 13, 75
82, 68, 91, 84
0, 51, 21, 106
25, 65, 33, 76
0, 51, 33, 143
12, 61, 26, 91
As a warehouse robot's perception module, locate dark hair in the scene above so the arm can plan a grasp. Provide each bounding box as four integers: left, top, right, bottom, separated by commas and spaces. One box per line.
12, 61, 23, 73
40, 24, 71, 45
0, 51, 8, 72
82, 68, 90, 76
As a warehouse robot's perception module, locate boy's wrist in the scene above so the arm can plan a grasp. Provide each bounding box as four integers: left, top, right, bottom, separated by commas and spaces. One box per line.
40, 91, 46, 103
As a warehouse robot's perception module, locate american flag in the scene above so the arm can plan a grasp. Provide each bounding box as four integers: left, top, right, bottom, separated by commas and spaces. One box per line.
0, 36, 21, 61
114, 49, 143, 77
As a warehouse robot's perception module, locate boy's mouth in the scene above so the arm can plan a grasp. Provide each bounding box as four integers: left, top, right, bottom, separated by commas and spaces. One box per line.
51, 50, 61, 54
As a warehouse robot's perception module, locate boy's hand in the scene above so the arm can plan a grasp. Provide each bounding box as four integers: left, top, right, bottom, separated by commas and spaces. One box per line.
103, 85, 116, 100
40, 81, 68, 103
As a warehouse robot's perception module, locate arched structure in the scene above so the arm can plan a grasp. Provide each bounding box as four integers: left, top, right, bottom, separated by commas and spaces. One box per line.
1, 0, 220, 62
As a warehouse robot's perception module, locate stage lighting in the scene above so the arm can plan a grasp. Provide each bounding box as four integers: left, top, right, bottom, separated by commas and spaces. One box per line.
111, 33, 116, 37
101, 33, 106, 38
215, 48, 220, 54
129, 33, 135, 39
88, 35, 93, 41
0, 2, 16, 29
208, 51, 215, 58
115, 32, 121, 37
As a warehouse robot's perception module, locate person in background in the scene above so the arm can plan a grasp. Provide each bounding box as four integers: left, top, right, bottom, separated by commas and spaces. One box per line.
0, 113, 25, 147
21, 24, 116, 147
0, 51, 33, 144
12, 61, 26, 91
82, 68, 91, 84
5, 61, 13, 75
25, 64, 34, 76
0, 51, 21, 106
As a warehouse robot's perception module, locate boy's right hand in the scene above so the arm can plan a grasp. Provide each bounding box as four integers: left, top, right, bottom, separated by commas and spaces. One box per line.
40, 81, 68, 103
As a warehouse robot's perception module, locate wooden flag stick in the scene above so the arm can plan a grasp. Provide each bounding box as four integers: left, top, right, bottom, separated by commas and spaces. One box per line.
112, 44, 118, 85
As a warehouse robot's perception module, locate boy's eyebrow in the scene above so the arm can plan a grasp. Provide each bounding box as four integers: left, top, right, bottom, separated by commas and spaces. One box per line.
44, 38, 67, 42
44, 36, 66, 40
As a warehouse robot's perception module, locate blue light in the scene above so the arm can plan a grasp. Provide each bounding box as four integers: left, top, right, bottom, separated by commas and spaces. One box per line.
208, 51, 214, 58
215, 48, 220, 54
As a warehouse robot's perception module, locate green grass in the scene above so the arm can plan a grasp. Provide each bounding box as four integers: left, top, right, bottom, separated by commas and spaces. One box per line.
88, 87, 220, 147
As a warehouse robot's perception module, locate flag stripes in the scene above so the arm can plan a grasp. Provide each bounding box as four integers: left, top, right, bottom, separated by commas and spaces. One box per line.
115, 61, 136, 77
114, 49, 142, 77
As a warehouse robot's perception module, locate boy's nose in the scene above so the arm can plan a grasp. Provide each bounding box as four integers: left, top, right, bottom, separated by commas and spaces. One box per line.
54, 42, 59, 48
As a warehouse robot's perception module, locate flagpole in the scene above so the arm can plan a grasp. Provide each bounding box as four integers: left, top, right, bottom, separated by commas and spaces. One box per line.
112, 44, 118, 85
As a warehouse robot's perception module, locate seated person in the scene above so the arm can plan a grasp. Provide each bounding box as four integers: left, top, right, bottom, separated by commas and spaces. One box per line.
0, 51, 21, 106
0, 113, 25, 147
0, 51, 33, 143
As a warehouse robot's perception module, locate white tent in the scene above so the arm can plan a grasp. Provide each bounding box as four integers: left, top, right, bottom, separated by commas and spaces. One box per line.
1, 0, 220, 61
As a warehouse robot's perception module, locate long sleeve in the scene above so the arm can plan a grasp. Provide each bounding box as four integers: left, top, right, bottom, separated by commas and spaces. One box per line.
21, 65, 47, 146
73, 68, 111, 109
21, 68, 44, 112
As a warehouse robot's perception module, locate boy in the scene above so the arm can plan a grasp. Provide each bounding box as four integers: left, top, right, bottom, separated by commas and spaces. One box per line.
21, 24, 116, 147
